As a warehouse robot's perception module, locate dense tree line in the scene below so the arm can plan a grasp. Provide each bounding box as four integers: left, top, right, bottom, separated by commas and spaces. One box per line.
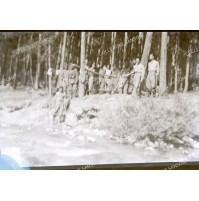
0, 31, 198, 96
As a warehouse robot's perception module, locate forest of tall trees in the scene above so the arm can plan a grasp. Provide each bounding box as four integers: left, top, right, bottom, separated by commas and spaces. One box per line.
1, 32, 199, 168
0, 31, 199, 96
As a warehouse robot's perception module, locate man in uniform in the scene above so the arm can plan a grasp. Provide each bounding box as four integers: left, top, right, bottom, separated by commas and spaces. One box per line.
128, 59, 136, 94
146, 53, 159, 97
55, 64, 69, 96
62, 64, 69, 96
117, 66, 130, 94
122, 66, 131, 94
68, 64, 79, 99
99, 65, 106, 94
93, 64, 100, 93
132, 58, 145, 96
88, 62, 96, 95
111, 66, 123, 94
111, 65, 120, 93
83, 59, 90, 95
104, 64, 112, 94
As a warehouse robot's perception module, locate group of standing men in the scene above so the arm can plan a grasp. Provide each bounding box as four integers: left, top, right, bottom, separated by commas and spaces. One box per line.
52, 53, 160, 100
51, 53, 159, 123
84, 53, 159, 97
132, 53, 159, 97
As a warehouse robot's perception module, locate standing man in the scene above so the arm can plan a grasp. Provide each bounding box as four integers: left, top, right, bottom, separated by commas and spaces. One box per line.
132, 58, 145, 96
112, 66, 124, 94
112, 65, 120, 93
47, 67, 53, 96
104, 64, 112, 94
68, 64, 79, 99
82, 59, 90, 95
99, 65, 106, 94
146, 53, 160, 97
88, 62, 96, 95
117, 66, 130, 94
128, 59, 136, 94
62, 64, 69, 96
94, 64, 100, 93
122, 66, 131, 94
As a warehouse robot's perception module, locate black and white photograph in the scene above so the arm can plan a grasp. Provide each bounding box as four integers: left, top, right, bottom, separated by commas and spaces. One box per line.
0, 31, 199, 169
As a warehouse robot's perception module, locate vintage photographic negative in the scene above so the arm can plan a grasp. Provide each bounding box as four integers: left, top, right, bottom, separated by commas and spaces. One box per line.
0, 31, 199, 169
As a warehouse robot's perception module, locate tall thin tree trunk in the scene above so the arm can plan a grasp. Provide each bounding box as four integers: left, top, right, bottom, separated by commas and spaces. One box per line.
26, 33, 33, 86
48, 43, 51, 70
34, 33, 42, 90
140, 32, 153, 92
60, 32, 67, 79
184, 42, 192, 92
0, 53, 2, 79
54, 41, 62, 89
25, 54, 30, 86
141, 32, 153, 68
1, 53, 5, 82
131, 33, 135, 55
29, 56, 34, 87
100, 32, 106, 67
68, 32, 74, 64
90, 34, 94, 60
0, 35, 6, 80
138, 32, 144, 57
13, 35, 22, 89
56, 42, 62, 70
48, 42, 52, 97
9, 57, 13, 78
86, 32, 91, 60
79, 32, 86, 97
170, 50, 175, 92
159, 32, 168, 95
109, 32, 113, 65
174, 65, 178, 93
123, 32, 128, 68
96, 49, 101, 66
174, 35, 180, 94
23, 56, 27, 86
111, 32, 116, 69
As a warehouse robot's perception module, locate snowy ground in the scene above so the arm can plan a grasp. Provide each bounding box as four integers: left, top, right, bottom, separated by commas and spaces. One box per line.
0, 86, 199, 168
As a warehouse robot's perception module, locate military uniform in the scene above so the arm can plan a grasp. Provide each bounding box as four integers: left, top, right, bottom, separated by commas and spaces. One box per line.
88, 67, 95, 94
93, 67, 99, 93
59, 69, 69, 96
118, 68, 130, 94
146, 60, 159, 96
99, 67, 106, 94
52, 76, 57, 95
132, 63, 145, 96
104, 68, 112, 94
68, 65, 78, 99
56, 69, 64, 88
85, 66, 89, 95
128, 69, 134, 94
112, 68, 120, 93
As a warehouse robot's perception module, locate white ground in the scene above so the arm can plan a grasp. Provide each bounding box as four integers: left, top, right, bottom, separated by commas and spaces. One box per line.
0, 86, 199, 168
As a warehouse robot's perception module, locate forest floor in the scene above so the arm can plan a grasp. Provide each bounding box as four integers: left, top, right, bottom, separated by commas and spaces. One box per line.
0, 86, 199, 168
